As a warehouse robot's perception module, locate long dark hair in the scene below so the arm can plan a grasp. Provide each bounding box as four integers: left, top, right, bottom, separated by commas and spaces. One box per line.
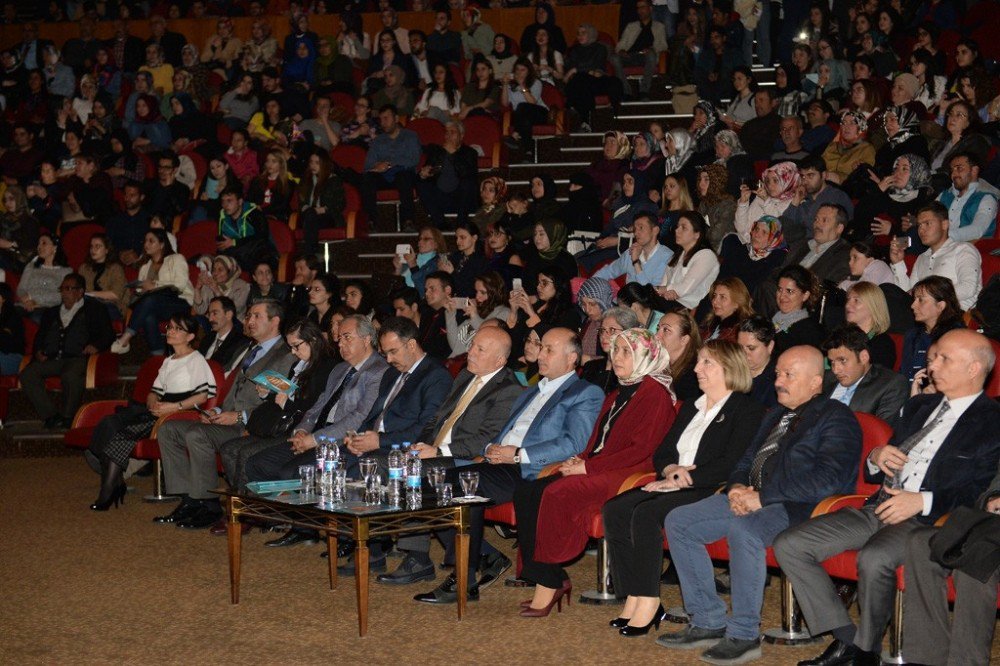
668, 211, 714, 268
910, 48, 942, 100
285, 317, 331, 390
34, 232, 70, 268
777, 265, 823, 311
511, 56, 537, 90
145, 228, 175, 260
912, 275, 963, 338
342, 277, 373, 315
430, 62, 460, 105
474, 271, 507, 318
83, 233, 120, 269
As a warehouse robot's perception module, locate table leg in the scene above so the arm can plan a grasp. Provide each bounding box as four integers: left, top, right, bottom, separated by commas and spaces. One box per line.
355, 538, 369, 637
455, 531, 469, 620
327, 522, 338, 590
227, 497, 242, 604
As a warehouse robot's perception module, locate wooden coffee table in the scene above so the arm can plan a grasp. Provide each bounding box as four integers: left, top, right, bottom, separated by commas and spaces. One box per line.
217, 488, 480, 636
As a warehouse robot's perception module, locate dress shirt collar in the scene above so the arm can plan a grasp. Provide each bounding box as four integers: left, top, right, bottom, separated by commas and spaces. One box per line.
537, 370, 575, 396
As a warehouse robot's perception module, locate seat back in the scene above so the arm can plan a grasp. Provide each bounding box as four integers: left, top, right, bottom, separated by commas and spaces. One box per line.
854, 412, 893, 495
268, 218, 296, 254
987, 338, 1000, 399
408, 117, 446, 146
203, 359, 227, 409
464, 115, 502, 168
132, 356, 168, 403
331, 144, 368, 175
178, 220, 219, 257
62, 223, 106, 271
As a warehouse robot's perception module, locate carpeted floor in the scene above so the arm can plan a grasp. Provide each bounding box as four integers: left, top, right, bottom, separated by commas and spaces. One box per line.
1, 457, 996, 665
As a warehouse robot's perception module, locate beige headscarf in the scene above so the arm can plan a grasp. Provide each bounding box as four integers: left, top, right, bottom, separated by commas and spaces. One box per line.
610, 328, 675, 399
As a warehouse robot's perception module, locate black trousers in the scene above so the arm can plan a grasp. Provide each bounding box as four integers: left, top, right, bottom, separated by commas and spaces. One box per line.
602, 486, 714, 597
511, 103, 549, 150
416, 178, 477, 229
565, 73, 623, 119
299, 208, 339, 254
514, 474, 565, 589
244, 440, 315, 483
360, 169, 416, 229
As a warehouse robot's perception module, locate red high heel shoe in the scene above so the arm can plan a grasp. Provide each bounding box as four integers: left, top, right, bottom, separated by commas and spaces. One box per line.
519, 580, 572, 617
520, 578, 571, 608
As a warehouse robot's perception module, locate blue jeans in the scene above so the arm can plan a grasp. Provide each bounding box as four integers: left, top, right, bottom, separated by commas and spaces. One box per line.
0, 351, 21, 375
742, 0, 771, 67
652, 5, 676, 39
664, 493, 790, 641
126, 291, 192, 354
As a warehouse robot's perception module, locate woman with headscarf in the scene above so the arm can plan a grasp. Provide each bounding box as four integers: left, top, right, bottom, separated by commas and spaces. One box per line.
712, 129, 754, 198
576, 169, 658, 273
520, 2, 568, 55
873, 105, 929, 175
696, 164, 737, 251
128, 94, 171, 152
313, 35, 353, 95
577, 276, 615, 359
512, 327, 676, 618
560, 172, 604, 234
193, 254, 251, 320
168, 92, 210, 150
81, 93, 119, 157
689, 100, 724, 162
630, 131, 664, 197
366, 29, 417, 95
734, 161, 800, 244
821, 110, 875, 184
580, 306, 640, 394
92, 47, 121, 99
242, 19, 280, 74
460, 7, 496, 62
588, 131, 632, 205
855, 154, 933, 246
472, 175, 509, 233
370, 64, 415, 117
488, 34, 518, 80
661, 128, 695, 184
529, 174, 561, 222
282, 36, 316, 92
523, 219, 577, 294
180, 44, 213, 103
564, 23, 622, 131
718, 215, 788, 294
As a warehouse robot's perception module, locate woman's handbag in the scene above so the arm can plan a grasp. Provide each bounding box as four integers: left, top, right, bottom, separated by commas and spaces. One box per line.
245, 401, 301, 438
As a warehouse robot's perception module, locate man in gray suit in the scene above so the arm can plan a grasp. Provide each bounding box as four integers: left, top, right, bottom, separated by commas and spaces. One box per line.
756, 203, 852, 317
376, 326, 523, 586
154, 299, 296, 530
244, 315, 391, 483
821, 324, 909, 427
900, 458, 1000, 666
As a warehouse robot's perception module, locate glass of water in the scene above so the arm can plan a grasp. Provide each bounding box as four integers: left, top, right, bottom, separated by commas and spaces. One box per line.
459, 470, 479, 498
298, 465, 315, 496
365, 473, 382, 506
333, 468, 347, 502
436, 482, 453, 506
359, 458, 378, 485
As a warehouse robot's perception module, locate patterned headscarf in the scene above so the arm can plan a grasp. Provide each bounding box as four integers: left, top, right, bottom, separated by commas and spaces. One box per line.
605, 131, 632, 160
713, 129, 746, 160
763, 161, 801, 201
577, 276, 614, 311
841, 109, 868, 135
883, 104, 921, 146
888, 154, 932, 203
748, 215, 786, 260
213, 254, 242, 292
692, 99, 721, 143
664, 128, 694, 175
699, 163, 731, 202
479, 176, 507, 212
609, 327, 675, 398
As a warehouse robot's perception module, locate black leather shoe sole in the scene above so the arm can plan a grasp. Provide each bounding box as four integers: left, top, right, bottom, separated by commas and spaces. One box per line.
265, 532, 320, 548
376, 567, 436, 585
413, 588, 479, 604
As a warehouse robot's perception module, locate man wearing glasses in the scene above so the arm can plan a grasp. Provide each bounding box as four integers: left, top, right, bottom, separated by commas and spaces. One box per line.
21, 274, 114, 429
143, 150, 190, 222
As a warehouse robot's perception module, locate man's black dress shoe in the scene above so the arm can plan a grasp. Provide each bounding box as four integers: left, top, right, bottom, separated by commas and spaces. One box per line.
153, 501, 198, 524
413, 574, 479, 604
477, 552, 512, 590
336, 553, 387, 576
265, 529, 320, 547
376, 554, 435, 585
177, 506, 223, 530
798, 639, 880, 666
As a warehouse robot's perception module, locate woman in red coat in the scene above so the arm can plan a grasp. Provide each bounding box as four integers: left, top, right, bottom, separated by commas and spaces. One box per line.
513, 327, 678, 617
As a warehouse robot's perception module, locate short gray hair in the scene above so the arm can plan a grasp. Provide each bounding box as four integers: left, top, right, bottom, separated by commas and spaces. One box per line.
445, 119, 465, 138
345, 314, 377, 349
602, 306, 640, 330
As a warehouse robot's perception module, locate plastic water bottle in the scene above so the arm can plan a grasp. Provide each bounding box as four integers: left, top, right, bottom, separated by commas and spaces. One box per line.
405, 449, 422, 510
319, 436, 335, 502
387, 444, 405, 508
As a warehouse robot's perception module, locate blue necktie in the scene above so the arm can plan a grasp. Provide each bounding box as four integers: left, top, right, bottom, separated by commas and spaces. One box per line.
241, 345, 262, 372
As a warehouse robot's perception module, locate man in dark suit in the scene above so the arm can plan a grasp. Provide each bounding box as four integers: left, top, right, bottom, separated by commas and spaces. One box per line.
20, 274, 114, 429
344, 316, 453, 467
199, 296, 250, 375
774, 330, 1000, 666
145, 15, 185, 67
413, 328, 604, 604
283, 254, 321, 322
659, 346, 862, 665
155, 300, 295, 529
392, 284, 451, 361
104, 18, 145, 74
756, 203, 852, 317
14, 23, 53, 70
901, 457, 1000, 666
377, 326, 522, 586
822, 324, 909, 427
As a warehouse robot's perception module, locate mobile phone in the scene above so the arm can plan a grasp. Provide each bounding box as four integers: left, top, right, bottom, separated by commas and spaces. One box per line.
395, 243, 413, 256
512, 278, 523, 293
194, 406, 214, 417
346, 430, 358, 439
454, 297, 471, 308
894, 235, 911, 249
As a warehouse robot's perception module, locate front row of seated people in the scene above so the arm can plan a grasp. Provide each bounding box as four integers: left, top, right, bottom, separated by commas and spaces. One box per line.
81, 289, 998, 664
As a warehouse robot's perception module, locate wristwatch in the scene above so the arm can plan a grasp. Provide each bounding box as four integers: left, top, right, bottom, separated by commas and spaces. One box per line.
512, 447, 522, 464
236, 411, 246, 426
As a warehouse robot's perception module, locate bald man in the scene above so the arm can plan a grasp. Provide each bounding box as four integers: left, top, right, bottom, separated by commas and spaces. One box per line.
659, 346, 862, 665
775, 330, 1000, 666
376, 326, 523, 586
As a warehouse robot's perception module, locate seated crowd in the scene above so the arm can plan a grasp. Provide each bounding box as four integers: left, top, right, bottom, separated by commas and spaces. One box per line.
1, 1, 1000, 665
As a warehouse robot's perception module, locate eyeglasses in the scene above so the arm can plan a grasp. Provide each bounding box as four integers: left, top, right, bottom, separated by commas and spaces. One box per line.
537, 278, 554, 287
308, 286, 326, 292
289, 340, 307, 351
947, 111, 969, 119
776, 287, 802, 296
165, 323, 189, 332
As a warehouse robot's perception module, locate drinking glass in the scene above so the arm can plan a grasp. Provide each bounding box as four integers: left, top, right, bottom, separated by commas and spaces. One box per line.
365, 473, 382, 506
436, 482, 453, 506
459, 471, 479, 498
333, 469, 347, 502
426, 466, 446, 488
359, 458, 378, 484
885, 465, 904, 491
298, 465, 315, 496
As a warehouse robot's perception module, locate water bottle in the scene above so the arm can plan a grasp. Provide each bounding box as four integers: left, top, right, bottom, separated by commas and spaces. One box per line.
405, 449, 422, 510
315, 437, 328, 477
387, 444, 405, 508
319, 436, 335, 502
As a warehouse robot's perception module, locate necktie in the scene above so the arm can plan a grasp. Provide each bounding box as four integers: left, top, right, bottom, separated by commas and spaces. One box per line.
432, 377, 483, 448
241, 344, 261, 372
874, 399, 951, 504
317, 367, 358, 426
375, 372, 409, 431
208, 335, 223, 359
749, 410, 797, 490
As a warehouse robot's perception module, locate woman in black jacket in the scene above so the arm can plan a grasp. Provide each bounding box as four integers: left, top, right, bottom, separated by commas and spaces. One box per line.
298, 151, 346, 254
772, 265, 826, 356
507, 265, 580, 358
602, 340, 765, 635
416, 120, 480, 230
438, 220, 488, 298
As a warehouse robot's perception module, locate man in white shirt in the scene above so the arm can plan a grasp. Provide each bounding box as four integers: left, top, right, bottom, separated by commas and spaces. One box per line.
889, 201, 982, 310
593, 213, 674, 286
936, 151, 999, 242
407, 30, 433, 91
774, 329, 1000, 666
413, 328, 604, 604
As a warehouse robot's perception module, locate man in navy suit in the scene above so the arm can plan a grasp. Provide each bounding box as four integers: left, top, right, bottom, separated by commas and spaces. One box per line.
413, 328, 604, 604
775, 329, 1000, 666
659, 346, 862, 665
343, 317, 453, 469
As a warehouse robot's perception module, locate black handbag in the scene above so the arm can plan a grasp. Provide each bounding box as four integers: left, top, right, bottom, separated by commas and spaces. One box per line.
246, 401, 301, 439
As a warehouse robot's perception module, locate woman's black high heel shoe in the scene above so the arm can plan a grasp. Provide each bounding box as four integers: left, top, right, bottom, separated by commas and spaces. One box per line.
90, 483, 126, 511
609, 616, 630, 628
618, 603, 665, 637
